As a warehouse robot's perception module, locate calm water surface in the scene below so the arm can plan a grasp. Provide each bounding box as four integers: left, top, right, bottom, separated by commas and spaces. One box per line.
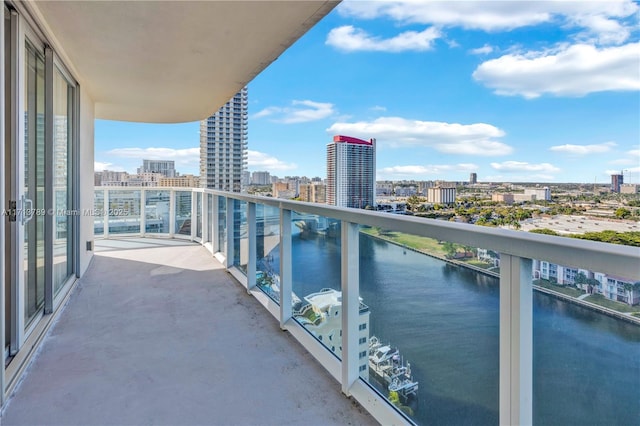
272, 230, 640, 425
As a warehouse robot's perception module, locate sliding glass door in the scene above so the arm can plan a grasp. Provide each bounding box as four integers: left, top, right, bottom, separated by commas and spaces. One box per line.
3, 5, 78, 355
52, 66, 74, 295
23, 38, 45, 327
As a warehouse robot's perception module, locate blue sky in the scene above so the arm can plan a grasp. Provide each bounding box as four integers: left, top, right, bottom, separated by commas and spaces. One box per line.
95, 0, 640, 184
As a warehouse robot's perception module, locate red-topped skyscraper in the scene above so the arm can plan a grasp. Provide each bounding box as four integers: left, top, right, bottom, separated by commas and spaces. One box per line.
326, 135, 376, 209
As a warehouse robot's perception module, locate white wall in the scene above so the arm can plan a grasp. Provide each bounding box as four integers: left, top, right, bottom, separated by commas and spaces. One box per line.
79, 88, 95, 276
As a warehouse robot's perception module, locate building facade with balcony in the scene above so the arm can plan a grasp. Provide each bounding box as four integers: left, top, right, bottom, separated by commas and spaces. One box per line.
200, 88, 248, 193
534, 261, 639, 305
138, 159, 176, 177
326, 135, 376, 209
427, 187, 456, 205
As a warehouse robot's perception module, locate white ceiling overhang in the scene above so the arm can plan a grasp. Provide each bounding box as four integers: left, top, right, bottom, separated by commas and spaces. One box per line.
27, 1, 339, 123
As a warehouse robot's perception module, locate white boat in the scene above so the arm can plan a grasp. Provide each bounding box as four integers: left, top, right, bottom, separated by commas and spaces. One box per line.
368, 336, 419, 401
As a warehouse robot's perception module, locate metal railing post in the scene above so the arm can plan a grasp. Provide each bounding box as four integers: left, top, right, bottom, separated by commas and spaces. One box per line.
168, 189, 175, 238
500, 254, 533, 426
212, 195, 219, 253
139, 189, 146, 237
247, 202, 256, 291
103, 188, 109, 238
202, 192, 209, 243
191, 190, 197, 241
225, 197, 234, 268
341, 221, 359, 396
279, 208, 292, 328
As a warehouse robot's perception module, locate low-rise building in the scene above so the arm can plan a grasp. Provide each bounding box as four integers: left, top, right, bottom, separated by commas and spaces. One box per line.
299, 183, 327, 204
620, 183, 640, 194
294, 288, 370, 380
524, 187, 551, 201
159, 174, 200, 188
492, 193, 514, 205
533, 261, 639, 305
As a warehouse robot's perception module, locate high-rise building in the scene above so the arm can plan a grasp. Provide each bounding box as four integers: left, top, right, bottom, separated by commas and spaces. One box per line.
200, 88, 248, 192
138, 160, 176, 177
299, 183, 327, 204
470, 173, 477, 184
611, 173, 623, 193
326, 135, 376, 209
251, 171, 271, 185
427, 187, 456, 204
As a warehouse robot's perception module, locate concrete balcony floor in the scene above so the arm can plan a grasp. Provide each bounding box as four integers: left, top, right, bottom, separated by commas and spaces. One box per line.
2, 238, 375, 425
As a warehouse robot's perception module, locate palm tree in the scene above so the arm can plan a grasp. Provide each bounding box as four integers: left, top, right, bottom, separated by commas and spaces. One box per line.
586, 278, 600, 295
622, 283, 634, 305
574, 272, 588, 292
632, 282, 640, 305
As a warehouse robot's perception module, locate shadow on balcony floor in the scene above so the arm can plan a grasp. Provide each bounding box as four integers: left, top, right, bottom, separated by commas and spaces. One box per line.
2, 239, 375, 425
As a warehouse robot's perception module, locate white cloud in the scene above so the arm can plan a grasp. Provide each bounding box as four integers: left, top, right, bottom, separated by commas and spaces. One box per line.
484, 174, 558, 182
253, 100, 334, 123
491, 161, 560, 173
336, 1, 638, 43
470, 44, 494, 55
370, 105, 387, 112
106, 147, 200, 168
606, 167, 640, 174
379, 163, 478, 178
326, 25, 441, 52
327, 116, 512, 156
609, 148, 640, 166
549, 141, 616, 155
252, 106, 281, 119
473, 42, 640, 98
94, 161, 123, 172
248, 150, 297, 171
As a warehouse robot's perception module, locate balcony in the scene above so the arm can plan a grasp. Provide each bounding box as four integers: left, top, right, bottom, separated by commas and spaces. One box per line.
2, 237, 374, 425
7, 187, 640, 425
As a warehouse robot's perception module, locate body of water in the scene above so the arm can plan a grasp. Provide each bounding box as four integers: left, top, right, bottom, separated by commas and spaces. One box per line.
267, 229, 640, 425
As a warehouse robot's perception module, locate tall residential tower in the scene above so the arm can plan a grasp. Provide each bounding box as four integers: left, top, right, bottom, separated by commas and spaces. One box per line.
611, 173, 623, 193
326, 135, 376, 209
200, 88, 248, 192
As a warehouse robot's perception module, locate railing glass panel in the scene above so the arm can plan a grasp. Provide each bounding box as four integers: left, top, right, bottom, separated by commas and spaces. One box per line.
107, 190, 141, 234
233, 200, 247, 272
255, 203, 281, 303
217, 196, 227, 255
290, 213, 343, 359
145, 190, 170, 234
174, 191, 192, 236
531, 261, 640, 425
91, 188, 640, 425
359, 227, 500, 424
205, 193, 213, 244
93, 189, 104, 236
196, 192, 202, 239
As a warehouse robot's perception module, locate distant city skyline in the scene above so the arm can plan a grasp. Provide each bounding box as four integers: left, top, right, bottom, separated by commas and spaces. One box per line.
95, 1, 640, 184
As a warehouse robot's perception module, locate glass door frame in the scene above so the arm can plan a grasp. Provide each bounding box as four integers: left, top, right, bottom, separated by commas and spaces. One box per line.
5, 5, 79, 355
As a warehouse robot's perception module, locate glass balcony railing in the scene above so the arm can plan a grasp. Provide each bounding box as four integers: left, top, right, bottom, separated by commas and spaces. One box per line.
94, 187, 640, 426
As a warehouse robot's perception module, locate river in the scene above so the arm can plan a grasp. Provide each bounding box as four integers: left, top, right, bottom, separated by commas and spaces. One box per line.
264, 229, 640, 425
